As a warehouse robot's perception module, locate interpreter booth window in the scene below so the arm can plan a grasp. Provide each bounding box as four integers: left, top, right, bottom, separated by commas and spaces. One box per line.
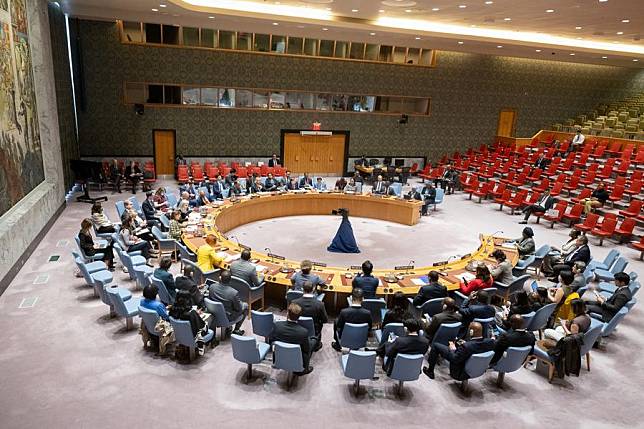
254, 34, 270, 52
235, 89, 254, 108
269, 92, 286, 109
252, 91, 270, 109
182, 87, 201, 105
332, 94, 348, 111
348, 96, 374, 112
319, 40, 334, 57
316, 94, 332, 111
164, 85, 182, 104
271, 35, 286, 53
182, 27, 200, 47
201, 87, 219, 106
162, 25, 180, 45
124, 82, 146, 104
237, 32, 252, 51
147, 84, 163, 104
219, 89, 236, 107
200, 28, 216, 48
144, 23, 161, 44
286, 92, 314, 110
303, 38, 318, 56
122, 22, 142, 43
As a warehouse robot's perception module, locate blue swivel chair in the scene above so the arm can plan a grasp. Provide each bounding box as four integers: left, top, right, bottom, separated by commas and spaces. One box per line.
587, 249, 620, 271
150, 276, 175, 305
297, 317, 316, 339
272, 341, 304, 388
113, 243, 146, 280
115, 200, 126, 220
138, 305, 161, 350
594, 257, 628, 282
165, 193, 178, 208
204, 298, 244, 340
525, 303, 557, 338
374, 322, 405, 346
433, 188, 444, 210
251, 310, 274, 343
341, 350, 376, 394
529, 245, 551, 277
230, 275, 265, 317
177, 244, 196, 270
106, 287, 141, 330
600, 306, 629, 338
231, 334, 270, 382
409, 297, 444, 319
387, 353, 424, 395
170, 316, 215, 362
151, 225, 176, 260
513, 255, 536, 277
362, 298, 387, 327
459, 351, 495, 392
432, 322, 462, 346
340, 323, 369, 350
133, 264, 154, 290
494, 274, 531, 300
74, 236, 105, 262
492, 345, 532, 387
182, 259, 220, 285
286, 290, 303, 306
473, 317, 495, 338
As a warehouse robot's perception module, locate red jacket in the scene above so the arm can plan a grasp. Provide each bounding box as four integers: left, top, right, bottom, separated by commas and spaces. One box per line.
459, 276, 494, 295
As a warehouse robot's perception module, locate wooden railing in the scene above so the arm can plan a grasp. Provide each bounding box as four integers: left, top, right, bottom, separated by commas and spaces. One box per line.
496, 130, 644, 149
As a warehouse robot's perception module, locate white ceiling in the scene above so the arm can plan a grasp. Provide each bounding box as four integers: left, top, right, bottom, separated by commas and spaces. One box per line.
57, 0, 644, 68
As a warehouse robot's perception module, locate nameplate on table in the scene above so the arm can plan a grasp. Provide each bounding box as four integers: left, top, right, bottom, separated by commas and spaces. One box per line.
349, 265, 362, 270
432, 260, 448, 266
267, 253, 286, 261
300, 131, 332, 136
240, 244, 251, 250
395, 265, 414, 271
460, 253, 471, 260
312, 261, 327, 267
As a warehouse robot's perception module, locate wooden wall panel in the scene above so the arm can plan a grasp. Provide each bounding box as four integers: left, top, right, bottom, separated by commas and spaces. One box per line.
283, 132, 346, 174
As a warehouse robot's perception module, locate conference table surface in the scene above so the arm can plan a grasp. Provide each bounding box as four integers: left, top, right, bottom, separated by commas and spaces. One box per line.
356, 165, 403, 175
182, 191, 519, 298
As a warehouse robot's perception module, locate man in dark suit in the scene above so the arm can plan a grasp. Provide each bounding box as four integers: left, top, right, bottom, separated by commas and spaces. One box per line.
586, 272, 632, 322
423, 321, 495, 380
271, 303, 314, 375
533, 153, 550, 170
210, 175, 226, 199
124, 161, 142, 194
458, 290, 495, 336
551, 235, 591, 281
332, 288, 372, 351
372, 175, 386, 195
141, 191, 160, 228
292, 281, 328, 351
268, 154, 280, 168
490, 314, 535, 365
384, 181, 398, 197
413, 271, 447, 307
299, 173, 313, 188
420, 183, 436, 216
225, 169, 238, 187
208, 270, 247, 335
422, 297, 462, 343
175, 265, 204, 308
381, 318, 430, 375
351, 260, 379, 299
519, 188, 554, 224
230, 249, 264, 287
264, 173, 278, 191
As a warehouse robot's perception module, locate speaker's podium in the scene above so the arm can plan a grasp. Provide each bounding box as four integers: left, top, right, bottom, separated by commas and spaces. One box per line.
280, 129, 349, 176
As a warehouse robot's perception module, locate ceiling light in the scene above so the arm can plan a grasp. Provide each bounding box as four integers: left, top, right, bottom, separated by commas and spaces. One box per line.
503, 17, 511, 21
432, 7, 440, 11
575, 26, 582, 30
415, 37, 421, 39
569, 53, 575, 56
458, 41, 464, 44
322, 27, 328, 31
576, 37, 582, 39
159, 4, 167, 7
351, 9, 359, 12
496, 45, 502, 48
326, 7, 332, 11
634, 59, 639, 62
535, 49, 541, 52
379, 9, 385, 13
485, 1, 493, 4
151, 8, 159, 11
616, 31, 623, 35
272, 22, 279, 25
545, 9, 555, 13
459, 5, 467, 8
208, 15, 214, 18
598, 0, 608, 2
370, 32, 376, 35
470, 24, 477, 27
602, 56, 607, 58
405, 9, 412, 12
181, 0, 334, 21
621, 19, 630, 23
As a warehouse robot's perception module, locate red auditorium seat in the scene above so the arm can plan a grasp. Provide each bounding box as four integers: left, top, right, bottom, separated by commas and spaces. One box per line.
471, 182, 493, 202
608, 185, 625, 207
557, 157, 575, 172
563, 176, 580, 194
616, 160, 630, 175
596, 163, 614, 180
562, 203, 584, 226
631, 236, 644, 260
625, 180, 642, 198
579, 172, 596, 186
508, 173, 527, 188
495, 189, 512, 209
490, 182, 507, 198
574, 213, 599, 233
528, 168, 543, 182
573, 153, 590, 168
541, 201, 569, 228
571, 188, 592, 204
604, 141, 622, 156
533, 178, 550, 193
410, 163, 419, 175
550, 182, 565, 197
614, 218, 637, 243
619, 199, 643, 217
590, 217, 618, 246
505, 190, 528, 214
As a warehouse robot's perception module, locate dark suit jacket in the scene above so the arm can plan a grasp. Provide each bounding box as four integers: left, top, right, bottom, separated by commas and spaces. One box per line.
209, 282, 244, 320
383, 334, 430, 375
292, 296, 328, 336
459, 303, 496, 332
534, 157, 550, 170
413, 282, 447, 306
154, 268, 176, 300
335, 305, 372, 337
271, 320, 311, 367
425, 311, 462, 342
600, 286, 632, 320
142, 199, 156, 222
536, 195, 554, 211
264, 178, 278, 191
175, 275, 203, 307
299, 177, 313, 188
450, 337, 495, 381
421, 187, 436, 204
352, 275, 379, 299
268, 158, 280, 167
563, 244, 591, 266
490, 329, 536, 365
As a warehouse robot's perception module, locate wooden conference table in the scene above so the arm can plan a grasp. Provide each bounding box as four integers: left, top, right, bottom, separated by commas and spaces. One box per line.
355, 165, 403, 175
182, 191, 519, 310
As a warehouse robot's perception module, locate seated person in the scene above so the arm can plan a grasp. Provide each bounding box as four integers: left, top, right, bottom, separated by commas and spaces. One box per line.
313, 177, 327, 191
230, 180, 245, 196
490, 314, 536, 365
334, 177, 347, 191
422, 297, 462, 343
177, 199, 191, 221
78, 218, 114, 270
286, 177, 300, 191
264, 173, 278, 191
351, 260, 379, 299
119, 216, 152, 261
508, 291, 534, 318
412, 271, 447, 307
544, 299, 590, 342
230, 249, 263, 287
519, 188, 553, 224
343, 178, 357, 193
140, 284, 169, 320
548, 270, 579, 322
154, 257, 177, 301
195, 190, 211, 206
550, 235, 591, 281
210, 175, 227, 199
196, 234, 224, 272
292, 281, 328, 351
153, 187, 169, 210
208, 269, 247, 336
270, 303, 314, 375
225, 169, 238, 187
175, 265, 204, 308
459, 265, 493, 295
168, 210, 185, 242
124, 160, 142, 194
423, 321, 495, 380
179, 180, 197, 199
383, 181, 398, 197
268, 153, 280, 167
372, 175, 386, 194
91, 202, 116, 234
382, 292, 413, 326
121, 202, 155, 242
380, 318, 430, 375
458, 290, 495, 334
582, 182, 610, 215
299, 173, 313, 188
352, 171, 364, 184
420, 183, 437, 216
489, 249, 513, 285
541, 229, 581, 277
141, 191, 160, 227
586, 272, 632, 322
332, 288, 372, 351
512, 227, 536, 259
570, 261, 587, 292
529, 287, 548, 311
247, 177, 262, 194
169, 290, 210, 355
290, 260, 323, 291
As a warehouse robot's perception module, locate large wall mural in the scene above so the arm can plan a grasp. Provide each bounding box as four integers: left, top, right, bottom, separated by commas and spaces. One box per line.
0, 0, 44, 217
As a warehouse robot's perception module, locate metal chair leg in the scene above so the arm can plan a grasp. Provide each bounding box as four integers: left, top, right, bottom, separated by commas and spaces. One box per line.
496, 372, 505, 387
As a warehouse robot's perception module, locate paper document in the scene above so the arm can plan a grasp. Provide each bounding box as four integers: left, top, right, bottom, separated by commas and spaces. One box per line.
254, 264, 268, 272
411, 278, 428, 286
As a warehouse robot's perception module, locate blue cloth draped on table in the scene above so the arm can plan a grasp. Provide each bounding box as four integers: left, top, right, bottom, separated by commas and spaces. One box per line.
327, 213, 360, 253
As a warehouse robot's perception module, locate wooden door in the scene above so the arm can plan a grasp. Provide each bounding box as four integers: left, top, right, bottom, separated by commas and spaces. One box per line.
283, 132, 346, 175
153, 130, 175, 175
497, 109, 517, 137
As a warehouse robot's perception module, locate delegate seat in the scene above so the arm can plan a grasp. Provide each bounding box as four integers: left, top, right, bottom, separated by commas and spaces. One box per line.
339, 323, 369, 350
272, 341, 304, 388
341, 350, 377, 395
106, 287, 141, 331
614, 218, 636, 243
631, 236, 644, 260
250, 310, 274, 343
458, 351, 495, 392
541, 201, 568, 228
594, 257, 628, 282
590, 218, 618, 246
387, 353, 424, 395
170, 316, 215, 362
374, 323, 405, 346
231, 334, 271, 382
574, 213, 599, 233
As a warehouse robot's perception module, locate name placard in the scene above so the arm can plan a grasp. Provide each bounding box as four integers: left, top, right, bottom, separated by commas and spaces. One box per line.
395, 265, 414, 271
300, 131, 332, 136
349, 265, 362, 270
432, 261, 448, 266
267, 253, 286, 260
312, 261, 327, 267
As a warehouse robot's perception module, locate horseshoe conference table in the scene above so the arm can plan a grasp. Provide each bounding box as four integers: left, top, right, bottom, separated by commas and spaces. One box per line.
182, 191, 519, 310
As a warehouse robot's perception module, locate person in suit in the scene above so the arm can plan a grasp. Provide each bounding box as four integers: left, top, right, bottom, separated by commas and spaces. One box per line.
383, 181, 398, 197
230, 249, 263, 287
290, 260, 323, 291
519, 188, 554, 224
225, 169, 238, 187
550, 235, 591, 281
542, 230, 581, 277
286, 177, 300, 190
124, 160, 142, 194
424, 321, 495, 380
352, 260, 379, 299
586, 272, 632, 322
352, 171, 364, 184
372, 175, 386, 194
382, 292, 413, 326
299, 173, 313, 188
268, 154, 280, 167
422, 297, 462, 343
141, 191, 158, 225
571, 129, 585, 152
489, 249, 514, 285
196, 234, 224, 272
270, 303, 314, 375
179, 179, 198, 199
263, 173, 278, 192
154, 257, 177, 301
110, 159, 122, 193
248, 177, 263, 194
512, 227, 536, 259
582, 182, 610, 215
78, 218, 114, 270
208, 270, 247, 335
174, 265, 204, 308
332, 288, 372, 351
229, 180, 245, 196
334, 177, 347, 191
292, 281, 328, 351
313, 177, 327, 191
420, 183, 436, 216
458, 289, 495, 335
209, 176, 225, 200
380, 318, 430, 375
490, 314, 536, 365
343, 178, 357, 193
412, 271, 447, 307
533, 153, 550, 170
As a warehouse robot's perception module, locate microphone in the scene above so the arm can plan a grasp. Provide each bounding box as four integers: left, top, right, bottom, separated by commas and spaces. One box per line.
447, 255, 460, 262
491, 230, 504, 237
229, 235, 241, 251
265, 247, 274, 263
407, 260, 415, 274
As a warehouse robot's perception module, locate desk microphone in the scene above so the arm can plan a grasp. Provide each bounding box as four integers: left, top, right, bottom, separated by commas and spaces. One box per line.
491, 230, 504, 237
447, 255, 460, 262
265, 247, 274, 263
407, 260, 415, 275
229, 235, 241, 251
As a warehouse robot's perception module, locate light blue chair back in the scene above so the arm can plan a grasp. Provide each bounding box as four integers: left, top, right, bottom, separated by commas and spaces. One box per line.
580, 318, 604, 357
495, 274, 530, 296
106, 287, 139, 318
231, 334, 266, 365
604, 249, 620, 268
170, 316, 199, 348
611, 257, 628, 274
204, 298, 238, 331
525, 303, 557, 332
297, 317, 315, 338
464, 351, 495, 379
513, 255, 536, 275
273, 341, 304, 372
520, 311, 536, 329
630, 281, 641, 296
362, 298, 387, 326
150, 276, 174, 305
389, 353, 424, 382
74, 236, 104, 261
159, 214, 170, 229
286, 290, 304, 305
390, 182, 402, 197
74, 255, 95, 286
115, 201, 126, 219
139, 305, 160, 336
492, 345, 532, 373
177, 244, 196, 262
376, 322, 405, 346
342, 350, 376, 381
434, 188, 445, 206
583, 267, 595, 283
128, 196, 142, 214
601, 306, 629, 337
625, 298, 637, 311
340, 323, 369, 350
432, 322, 462, 346
166, 193, 178, 208
534, 245, 551, 259
473, 317, 495, 338
251, 310, 274, 340
419, 297, 445, 318
151, 225, 166, 240
628, 271, 638, 281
